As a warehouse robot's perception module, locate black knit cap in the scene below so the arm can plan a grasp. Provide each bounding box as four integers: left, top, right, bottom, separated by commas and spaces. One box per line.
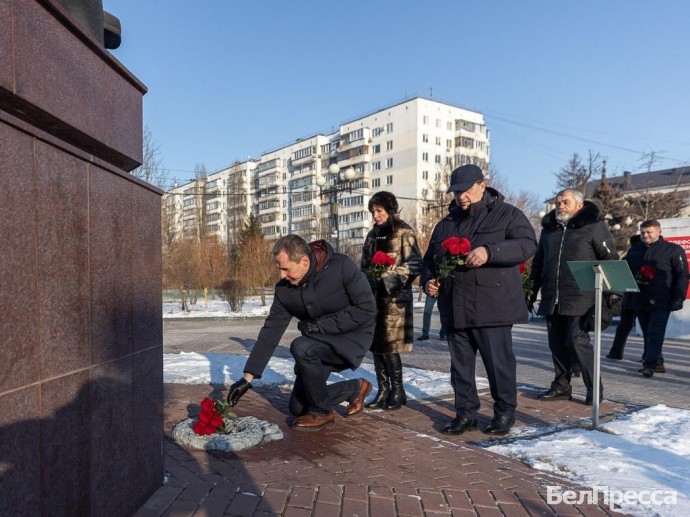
368, 191, 399, 215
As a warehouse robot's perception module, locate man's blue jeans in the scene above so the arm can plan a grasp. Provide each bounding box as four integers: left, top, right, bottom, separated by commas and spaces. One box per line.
422, 295, 446, 339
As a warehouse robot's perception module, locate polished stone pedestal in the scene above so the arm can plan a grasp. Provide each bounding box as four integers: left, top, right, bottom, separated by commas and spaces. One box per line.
0, 1, 162, 515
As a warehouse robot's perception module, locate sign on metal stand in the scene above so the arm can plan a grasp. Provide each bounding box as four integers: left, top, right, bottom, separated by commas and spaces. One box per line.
568, 260, 639, 429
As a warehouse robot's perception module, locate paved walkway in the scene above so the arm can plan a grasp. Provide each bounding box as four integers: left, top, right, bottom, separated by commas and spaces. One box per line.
135, 311, 689, 516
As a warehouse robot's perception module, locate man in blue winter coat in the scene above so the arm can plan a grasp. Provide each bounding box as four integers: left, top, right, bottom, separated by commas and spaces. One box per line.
626, 220, 688, 377
226, 235, 376, 431
421, 164, 537, 436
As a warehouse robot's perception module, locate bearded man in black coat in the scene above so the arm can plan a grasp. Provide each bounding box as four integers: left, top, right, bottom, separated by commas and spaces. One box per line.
530, 189, 618, 405
226, 235, 376, 431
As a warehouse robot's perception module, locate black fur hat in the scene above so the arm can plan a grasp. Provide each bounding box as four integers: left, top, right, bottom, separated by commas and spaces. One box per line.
368, 191, 399, 215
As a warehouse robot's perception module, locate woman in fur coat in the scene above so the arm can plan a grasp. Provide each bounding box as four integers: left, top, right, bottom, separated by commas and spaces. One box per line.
360, 191, 422, 409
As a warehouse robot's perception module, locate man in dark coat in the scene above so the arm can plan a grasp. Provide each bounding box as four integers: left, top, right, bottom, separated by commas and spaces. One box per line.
530, 190, 618, 405
421, 164, 537, 436
226, 235, 376, 431
625, 220, 688, 377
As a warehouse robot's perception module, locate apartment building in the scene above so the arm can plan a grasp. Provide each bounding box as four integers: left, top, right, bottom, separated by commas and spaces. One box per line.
163, 159, 255, 245
162, 97, 490, 252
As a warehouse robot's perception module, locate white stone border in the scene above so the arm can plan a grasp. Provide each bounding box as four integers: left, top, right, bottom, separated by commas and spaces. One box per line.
172, 416, 283, 452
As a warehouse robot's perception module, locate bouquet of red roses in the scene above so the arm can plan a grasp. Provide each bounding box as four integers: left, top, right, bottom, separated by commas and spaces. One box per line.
435, 236, 471, 280
367, 250, 395, 279
519, 262, 534, 300
192, 397, 237, 436
635, 264, 656, 285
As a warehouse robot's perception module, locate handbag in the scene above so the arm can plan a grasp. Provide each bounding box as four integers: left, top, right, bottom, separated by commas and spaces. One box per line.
579, 293, 623, 332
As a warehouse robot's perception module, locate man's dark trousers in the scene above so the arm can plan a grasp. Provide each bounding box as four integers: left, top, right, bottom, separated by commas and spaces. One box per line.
546, 313, 601, 394
608, 307, 636, 358
289, 336, 359, 416
446, 326, 517, 419
637, 310, 671, 370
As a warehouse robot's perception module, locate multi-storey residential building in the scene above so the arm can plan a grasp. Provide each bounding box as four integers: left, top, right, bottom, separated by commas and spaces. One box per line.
162, 97, 490, 253
163, 159, 255, 245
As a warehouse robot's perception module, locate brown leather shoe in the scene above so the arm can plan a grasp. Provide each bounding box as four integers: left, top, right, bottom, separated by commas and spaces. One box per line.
344, 378, 372, 417
291, 411, 336, 431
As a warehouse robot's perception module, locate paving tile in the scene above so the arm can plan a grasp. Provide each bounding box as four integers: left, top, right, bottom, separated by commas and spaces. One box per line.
224, 492, 260, 517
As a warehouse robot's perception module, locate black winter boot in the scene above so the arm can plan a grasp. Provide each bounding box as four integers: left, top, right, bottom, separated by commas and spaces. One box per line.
383, 353, 407, 410
365, 353, 390, 409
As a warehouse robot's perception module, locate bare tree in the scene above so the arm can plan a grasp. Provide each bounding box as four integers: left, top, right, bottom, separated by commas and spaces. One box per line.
130, 125, 168, 189
237, 215, 276, 305
554, 151, 605, 194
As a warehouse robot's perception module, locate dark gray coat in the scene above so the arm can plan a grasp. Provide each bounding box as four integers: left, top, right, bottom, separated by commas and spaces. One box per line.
420, 188, 537, 329
244, 240, 376, 378
530, 201, 618, 317
625, 236, 688, 312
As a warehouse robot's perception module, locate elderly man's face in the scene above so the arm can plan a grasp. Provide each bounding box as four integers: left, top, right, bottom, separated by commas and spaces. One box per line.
274, 251, 310, 285
555, 192, 584, 223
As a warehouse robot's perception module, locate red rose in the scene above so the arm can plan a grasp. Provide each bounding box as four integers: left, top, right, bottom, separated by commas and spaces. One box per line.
442, 237, 471, 256
519, 262, 526, 274
372, 251, 394, 267
193, 420, 214, 436
210, 412, 223, 428
457, 238, 471, 255
200, 397, 216, 415
640, 265, 655, 280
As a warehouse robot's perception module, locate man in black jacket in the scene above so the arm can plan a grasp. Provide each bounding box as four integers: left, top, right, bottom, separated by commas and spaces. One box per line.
530, 190, 618, 405
626, 220, 688, 377
421, 165, 537, 436
226, 235, 376, 431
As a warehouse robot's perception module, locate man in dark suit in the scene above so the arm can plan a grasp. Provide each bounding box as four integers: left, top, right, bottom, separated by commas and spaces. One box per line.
421, 165, 537, 436
226, 235, 376, 431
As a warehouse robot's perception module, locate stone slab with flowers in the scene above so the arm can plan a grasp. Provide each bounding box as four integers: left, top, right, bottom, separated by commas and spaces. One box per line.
172, 397, 283, 452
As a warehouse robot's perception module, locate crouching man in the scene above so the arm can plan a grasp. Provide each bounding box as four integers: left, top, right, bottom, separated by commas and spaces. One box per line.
226, 234, 376, 431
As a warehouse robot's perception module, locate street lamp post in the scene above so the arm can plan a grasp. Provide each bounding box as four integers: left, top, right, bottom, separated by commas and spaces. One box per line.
316, 163, 356, 252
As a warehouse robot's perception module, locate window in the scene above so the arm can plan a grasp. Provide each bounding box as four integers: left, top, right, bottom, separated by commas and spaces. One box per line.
435, 154, 441, 163
386, 140, 393, 151
423, 115, 429, 124
435, 136, 441, 146
422, 170, 428, 180
447, 121, 453, 130
372, 178, 381, 188
373, 144, 381, 154
386, 122, 394, 133
372, 127, 384, 137
422, 152, 429, 162
422, 134, 429, 143
385, 158, 393, 168
436, 119, 441, 128
372, 161, 381, 171
386, 175, 393, 185
446, 139, 453, 149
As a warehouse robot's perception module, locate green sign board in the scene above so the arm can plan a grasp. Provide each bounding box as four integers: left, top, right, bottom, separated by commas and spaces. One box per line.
568, 260, 640, 293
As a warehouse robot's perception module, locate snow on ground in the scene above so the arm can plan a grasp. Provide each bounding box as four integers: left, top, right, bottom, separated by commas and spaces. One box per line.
163, 296, 690, 516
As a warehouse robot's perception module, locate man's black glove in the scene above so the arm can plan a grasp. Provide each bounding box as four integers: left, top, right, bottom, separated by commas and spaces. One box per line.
226, 378, 252, 406
671, 299, 684, 311
297, 320, 320, 335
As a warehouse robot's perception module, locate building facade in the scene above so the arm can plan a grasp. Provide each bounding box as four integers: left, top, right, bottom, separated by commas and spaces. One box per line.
162, 97, 490, 253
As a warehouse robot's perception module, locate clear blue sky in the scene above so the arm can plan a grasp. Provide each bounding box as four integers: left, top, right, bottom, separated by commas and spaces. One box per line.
104, 0, 690, 201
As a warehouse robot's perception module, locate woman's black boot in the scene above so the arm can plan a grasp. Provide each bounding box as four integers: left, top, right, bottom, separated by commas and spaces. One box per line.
365, 353, 390, 408
383, 353, 407, 410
